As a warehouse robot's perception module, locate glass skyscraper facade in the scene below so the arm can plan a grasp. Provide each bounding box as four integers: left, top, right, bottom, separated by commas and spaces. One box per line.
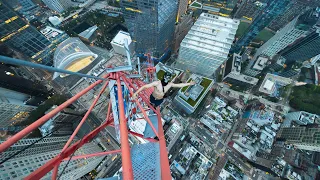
233, 0, 291, 53
120, 0, 178, 57
0, 1, 51, 64
280, 29, 320, 64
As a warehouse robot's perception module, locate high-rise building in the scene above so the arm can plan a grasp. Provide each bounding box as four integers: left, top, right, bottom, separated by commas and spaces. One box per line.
285, 111, 319, 126
254, 9, 318, 60
18, 0, 37, 12
177, 0, 188, 22
42, 0, 71, 13
173, 74, 214, 114
39, 106, 82, 137
0, 1, 51, 64
173, 12, 193, 54
233, 0, 266, 21
0, 136, 105, 179
223, 53, 259, 89
233, 0, 291, 53
277, 126, 320, 152
267, 0, 307, 31
120, 0, 178, 57
280, 29, 320, 64
0, 89, 35, 129
0, 64, 48, 129
176, 13, 239, 76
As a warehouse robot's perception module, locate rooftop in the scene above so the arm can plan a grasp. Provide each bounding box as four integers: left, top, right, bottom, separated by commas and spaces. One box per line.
259, 73, 292, 95
181, 13, 239, 58
253, 56, 268, 71
178, 74, 213, 107
40, 26, 65, 41
79, 25, 98, 39
111, 30, 132, 46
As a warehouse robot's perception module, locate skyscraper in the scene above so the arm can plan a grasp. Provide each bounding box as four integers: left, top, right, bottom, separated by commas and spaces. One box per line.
254, 9, 318, 60
0, 64, 48, 129
120, 0, 178, 57
267, 0, 307, 31
0, 136, 105, 179
277, 126, 320, 152
42, 0, 71, 13
176, 13, 239, 76
0, 1, 51, 64
18, 0, 37, 12
280, 29, 320, 64
233, 0, 291, 53
177, 0, 188, 22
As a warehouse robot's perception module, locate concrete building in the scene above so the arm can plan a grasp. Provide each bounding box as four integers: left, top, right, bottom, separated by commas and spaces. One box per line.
0, 88, 35, 128
277, 126, 320, 152
111, 31, 133, 56
173, 74, 214, 114
0, 136, 105, 179
254, 9, 318, 60
176, 13, 239, 76
42, 0, 71, 13
259, 73, 292, 97
244, 56, 269, 77
223, 53, 259, 89
39, 106, 82, 137
177, 0, 188, 22
285, 111, 319, 126
173, 12, 194, 54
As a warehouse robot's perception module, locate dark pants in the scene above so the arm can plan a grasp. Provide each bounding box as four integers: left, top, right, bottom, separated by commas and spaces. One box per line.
150, 94, 164, 107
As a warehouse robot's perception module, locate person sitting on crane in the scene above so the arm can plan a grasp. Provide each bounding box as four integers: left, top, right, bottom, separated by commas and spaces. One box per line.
132, 72, 195, 107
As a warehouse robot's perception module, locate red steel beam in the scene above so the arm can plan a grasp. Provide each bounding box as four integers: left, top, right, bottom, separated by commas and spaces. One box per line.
0, 74, 109, 153
63, 149, 121, 161
25, 100, 113, 180
61, 80, 109, 153
116, 73, 134, 180
156, 107, 171, 180
122, 77, 159, 137
51, 165, 59, 180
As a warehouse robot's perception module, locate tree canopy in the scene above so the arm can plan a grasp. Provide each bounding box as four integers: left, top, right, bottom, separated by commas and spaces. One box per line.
289, 84, 320, 115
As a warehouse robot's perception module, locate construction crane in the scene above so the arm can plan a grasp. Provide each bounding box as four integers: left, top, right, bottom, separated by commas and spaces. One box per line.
0, 43, 171, 179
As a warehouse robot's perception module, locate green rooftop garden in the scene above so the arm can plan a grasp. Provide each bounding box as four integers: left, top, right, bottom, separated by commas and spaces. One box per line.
236, 21, 275, 43
157, 69, 177, 81
181, 78, 212, 107
157, 70, 165, 80
181, 79, 192, 92
190, 1, 202, 8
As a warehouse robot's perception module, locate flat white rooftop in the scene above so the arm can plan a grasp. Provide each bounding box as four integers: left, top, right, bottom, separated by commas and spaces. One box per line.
111, 30, 132, 46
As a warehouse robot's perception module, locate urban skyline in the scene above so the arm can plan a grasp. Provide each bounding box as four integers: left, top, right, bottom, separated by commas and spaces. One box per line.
0, 0, 320, 179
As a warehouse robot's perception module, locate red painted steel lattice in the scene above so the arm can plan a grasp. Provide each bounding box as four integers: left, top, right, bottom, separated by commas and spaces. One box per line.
0, 72, 171, 180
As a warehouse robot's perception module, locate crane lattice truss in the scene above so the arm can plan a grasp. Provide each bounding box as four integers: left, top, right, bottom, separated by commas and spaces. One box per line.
0, 71, 171, 180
